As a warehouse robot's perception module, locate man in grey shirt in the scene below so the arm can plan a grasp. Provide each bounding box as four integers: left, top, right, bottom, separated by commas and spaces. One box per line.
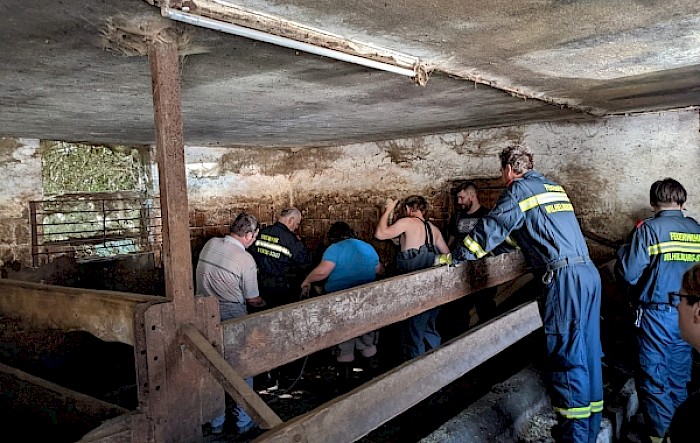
196, 212, 264, 435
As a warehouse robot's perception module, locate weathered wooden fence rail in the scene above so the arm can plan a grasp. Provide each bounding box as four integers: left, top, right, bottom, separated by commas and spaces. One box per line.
0, 279, 160, 345
0, 251, 532, 442
253, 301, 543, 443
223, 251, 529, 378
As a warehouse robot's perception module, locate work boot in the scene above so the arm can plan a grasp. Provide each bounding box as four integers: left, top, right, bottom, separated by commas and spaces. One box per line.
364, 355, 381, 378
236, 421, 257, 436
334, 362, 355, 392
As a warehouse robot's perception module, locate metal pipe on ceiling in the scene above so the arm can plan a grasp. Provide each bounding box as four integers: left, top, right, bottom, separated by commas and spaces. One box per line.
164, 8, 418, 79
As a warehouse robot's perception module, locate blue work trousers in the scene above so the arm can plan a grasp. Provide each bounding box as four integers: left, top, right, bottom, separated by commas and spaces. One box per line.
636, 307, 692, 439
402, 307, 441, 360
544, 263, 603, 443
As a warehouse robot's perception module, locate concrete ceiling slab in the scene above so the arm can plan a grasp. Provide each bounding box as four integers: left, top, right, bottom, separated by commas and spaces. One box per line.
0, 0, 698, 147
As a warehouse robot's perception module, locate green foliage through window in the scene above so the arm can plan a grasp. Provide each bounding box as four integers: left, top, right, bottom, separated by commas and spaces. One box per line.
41, 141, 146, 195
33, 141, 157, 263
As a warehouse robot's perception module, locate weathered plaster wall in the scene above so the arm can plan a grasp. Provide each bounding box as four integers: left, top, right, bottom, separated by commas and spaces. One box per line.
185, 108, 700, 259
0, 138, 42, 266
2, 108, 698, 271
184, 142, 474, 262
526, 109, 700, 241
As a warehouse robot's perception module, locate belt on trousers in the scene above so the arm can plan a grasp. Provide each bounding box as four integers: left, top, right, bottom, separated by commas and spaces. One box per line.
545, 256, 590, 271
641, 302, 675, 312
540, 256, 590, 285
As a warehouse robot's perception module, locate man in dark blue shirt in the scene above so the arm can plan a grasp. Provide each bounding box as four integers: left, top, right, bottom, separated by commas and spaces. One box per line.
453, 145, 602, 443
617, 178, 700, 443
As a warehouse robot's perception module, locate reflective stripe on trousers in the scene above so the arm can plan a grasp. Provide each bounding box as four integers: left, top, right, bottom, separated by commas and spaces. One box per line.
545, 263, 603, 443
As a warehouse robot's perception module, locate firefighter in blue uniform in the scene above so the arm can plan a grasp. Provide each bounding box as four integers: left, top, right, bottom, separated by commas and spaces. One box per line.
616, 178, 700, 443
453, 145, 603, 443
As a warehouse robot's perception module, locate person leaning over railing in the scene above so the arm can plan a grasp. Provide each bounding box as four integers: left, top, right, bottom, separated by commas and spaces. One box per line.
452, 145, 602, 443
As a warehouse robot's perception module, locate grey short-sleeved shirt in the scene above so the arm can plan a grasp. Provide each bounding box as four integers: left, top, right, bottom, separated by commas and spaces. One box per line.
195, 236, 259, 319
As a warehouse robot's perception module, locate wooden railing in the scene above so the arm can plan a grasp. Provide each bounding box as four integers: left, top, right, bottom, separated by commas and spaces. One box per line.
222, 251, 529, 378
0, 279, 161, 345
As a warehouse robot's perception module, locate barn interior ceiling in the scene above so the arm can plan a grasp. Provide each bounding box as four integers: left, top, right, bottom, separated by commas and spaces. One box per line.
1, 0, 699, 148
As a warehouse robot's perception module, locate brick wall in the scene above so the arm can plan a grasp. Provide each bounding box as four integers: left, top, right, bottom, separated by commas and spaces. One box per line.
187, 192, 459, 270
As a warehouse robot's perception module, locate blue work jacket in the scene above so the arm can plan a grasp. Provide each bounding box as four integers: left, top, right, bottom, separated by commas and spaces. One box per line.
617, 210, 700, 305
453, 170, 590, 269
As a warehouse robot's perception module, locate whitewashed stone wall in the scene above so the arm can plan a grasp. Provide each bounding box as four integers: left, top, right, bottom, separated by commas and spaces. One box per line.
2, 108, 698, 267
185, 108, 700, 243
0, 138, 42, 265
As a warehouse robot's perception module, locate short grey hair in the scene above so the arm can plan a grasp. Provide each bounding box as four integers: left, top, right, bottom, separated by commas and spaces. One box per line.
280, 207, 301, 219
499, 145, 534, 174
230, 212, 259, 236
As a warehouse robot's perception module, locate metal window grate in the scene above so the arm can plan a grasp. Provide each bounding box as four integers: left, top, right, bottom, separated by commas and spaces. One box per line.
29, 194, 162, 266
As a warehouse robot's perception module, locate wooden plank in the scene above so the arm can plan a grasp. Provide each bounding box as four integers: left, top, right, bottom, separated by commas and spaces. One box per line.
161, 302, 206, 442
148, 41, 222, 442
143, 303, 170, 442
143, 302, 210, 442
29, 201, 39, 267
131, 413, 151, 443
133, 301, 157, 413
195, 296, 225, 424
253, 301, 543, 443
148, 40, 195, 324
224, 252, 529, 378
78, 412, 148, 443
181, 323, 283, 430
0, 362, 128, 436
0, 279, 159, 345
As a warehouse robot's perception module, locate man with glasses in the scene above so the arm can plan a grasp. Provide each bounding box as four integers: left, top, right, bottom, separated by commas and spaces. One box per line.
668, 264, 700, 442
453, 145, 602, 443
617, 178, 700, 443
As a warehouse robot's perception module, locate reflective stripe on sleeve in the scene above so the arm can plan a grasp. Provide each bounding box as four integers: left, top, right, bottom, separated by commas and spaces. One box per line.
505, 235, 519, 249
590, 400, 604, 414
463, 235, 488, 259
519, 192, 571, 213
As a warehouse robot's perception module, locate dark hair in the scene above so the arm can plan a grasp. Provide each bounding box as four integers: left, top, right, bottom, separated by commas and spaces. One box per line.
230, 212, 259, 236
682, 264, 700, 304
454, 181, 477, 195
499, 145, 534, 174
403, 195, 428, 213
650, 178, 687, 207
327, 221, 356, 244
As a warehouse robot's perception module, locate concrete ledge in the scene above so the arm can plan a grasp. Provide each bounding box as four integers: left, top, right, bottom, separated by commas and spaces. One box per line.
421, 365, 614, 443
421, 366, 548, 443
